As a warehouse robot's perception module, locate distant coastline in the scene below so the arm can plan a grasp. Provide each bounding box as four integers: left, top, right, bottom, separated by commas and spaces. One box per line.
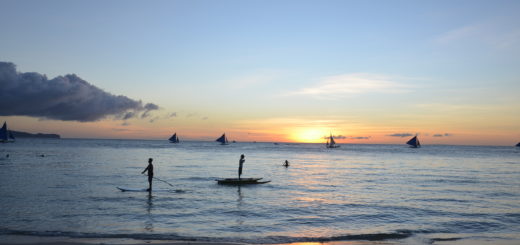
11, 130, 60, 139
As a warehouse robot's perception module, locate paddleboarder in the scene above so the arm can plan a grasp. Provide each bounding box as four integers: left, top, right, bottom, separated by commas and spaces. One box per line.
238, 154, 245, 180
142, 158, 154, 191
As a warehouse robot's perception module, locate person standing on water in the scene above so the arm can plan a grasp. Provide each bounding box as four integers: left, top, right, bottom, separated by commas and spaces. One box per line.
238, 154, 245, 180
142, 158, 154, 191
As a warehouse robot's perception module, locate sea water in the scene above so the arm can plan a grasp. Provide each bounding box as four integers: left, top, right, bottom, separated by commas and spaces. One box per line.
0, 139, 519, 244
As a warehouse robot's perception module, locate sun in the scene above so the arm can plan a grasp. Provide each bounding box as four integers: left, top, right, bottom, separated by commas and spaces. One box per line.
290, 128, 328, 143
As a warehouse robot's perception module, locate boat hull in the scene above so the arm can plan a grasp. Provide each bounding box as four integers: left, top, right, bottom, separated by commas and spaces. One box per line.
216, 178, 270, 185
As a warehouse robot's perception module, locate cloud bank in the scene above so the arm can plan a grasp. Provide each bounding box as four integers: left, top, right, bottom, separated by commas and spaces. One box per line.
0, 62, 159, 122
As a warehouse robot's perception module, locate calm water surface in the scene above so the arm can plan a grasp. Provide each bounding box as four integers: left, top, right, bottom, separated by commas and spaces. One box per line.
0, 139, 519, 244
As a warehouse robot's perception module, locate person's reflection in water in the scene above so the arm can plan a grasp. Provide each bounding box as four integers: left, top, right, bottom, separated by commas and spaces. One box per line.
144, 192, 154, 232
236, 186, 244, 225
237, 186, 243, 205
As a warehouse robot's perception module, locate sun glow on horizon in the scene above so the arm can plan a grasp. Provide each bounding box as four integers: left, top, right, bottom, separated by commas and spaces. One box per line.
290, 128, 330, 143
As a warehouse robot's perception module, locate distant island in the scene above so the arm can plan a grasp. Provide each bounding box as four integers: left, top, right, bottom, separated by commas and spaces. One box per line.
11, 130, 60, 139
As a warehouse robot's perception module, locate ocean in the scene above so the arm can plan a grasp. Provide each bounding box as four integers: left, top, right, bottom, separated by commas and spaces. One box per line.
0, 139, 519, 244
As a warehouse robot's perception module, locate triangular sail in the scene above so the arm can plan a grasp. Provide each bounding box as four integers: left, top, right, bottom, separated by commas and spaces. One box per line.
169, 133, 179, 143
0, 122, 8, 142
329, 134, 336, 145
326, 133, 340, 148
406, 136, 420, 148
216, 133, 228, 144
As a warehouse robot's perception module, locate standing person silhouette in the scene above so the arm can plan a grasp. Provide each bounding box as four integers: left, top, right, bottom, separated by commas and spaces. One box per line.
142, 158, 154, 192
238, 154, 245, 180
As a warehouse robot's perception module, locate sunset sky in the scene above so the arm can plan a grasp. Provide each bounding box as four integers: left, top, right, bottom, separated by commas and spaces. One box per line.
1, 0, 519, 145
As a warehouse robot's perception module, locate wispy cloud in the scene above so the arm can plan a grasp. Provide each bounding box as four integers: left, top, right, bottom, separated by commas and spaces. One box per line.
435, 25, 481, 44
288, 73, 411, 99
349, 136, 371, 140
322, 135, 371, 140
435, 22, 520, 50
433, 133, 453, 137
387, 133, 414, 138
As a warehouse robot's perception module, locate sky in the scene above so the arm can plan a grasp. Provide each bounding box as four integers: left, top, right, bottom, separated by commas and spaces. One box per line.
0, 0, 519, 145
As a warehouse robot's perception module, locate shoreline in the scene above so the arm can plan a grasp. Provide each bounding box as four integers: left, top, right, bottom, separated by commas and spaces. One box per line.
0, 235, 397, 245
2, 235, 520, 245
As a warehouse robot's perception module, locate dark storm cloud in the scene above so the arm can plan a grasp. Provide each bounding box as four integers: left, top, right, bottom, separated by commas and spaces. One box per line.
0, 62, 159, 122
387, 133, 414, 138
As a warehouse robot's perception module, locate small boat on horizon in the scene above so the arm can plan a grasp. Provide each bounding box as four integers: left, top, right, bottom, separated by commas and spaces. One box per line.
406, 135, 421, 148
168, 133, 179, 143
0, 122, 15, 143
326, 134, 340, 148
216, 133, 229, 145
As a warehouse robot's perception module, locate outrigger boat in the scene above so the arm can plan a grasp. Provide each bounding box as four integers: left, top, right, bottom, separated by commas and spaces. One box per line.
326, 134, 340, 148
216, 177, 270, 185
406, 135, 421, 148
216, 133, 229, 145
0, 122, 14, 143
169, 133, 179, 143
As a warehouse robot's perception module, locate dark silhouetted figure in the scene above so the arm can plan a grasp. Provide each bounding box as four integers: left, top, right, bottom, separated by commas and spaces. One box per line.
238, 154, 245, 180
284, 160, 289, 167
142, 158, 154, 192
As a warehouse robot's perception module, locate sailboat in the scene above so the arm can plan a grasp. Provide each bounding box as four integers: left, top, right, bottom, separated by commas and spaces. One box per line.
516, 142, 520, 147
0, 122, 11, 143
168, 133, 179, 143
326, 134, 340, 148
406, 135, 421, 148
216, 133, 229, 145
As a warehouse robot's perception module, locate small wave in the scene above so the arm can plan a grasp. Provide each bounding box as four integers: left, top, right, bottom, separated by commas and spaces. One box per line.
431, 237, 462, 242
0, 228, 416, 244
